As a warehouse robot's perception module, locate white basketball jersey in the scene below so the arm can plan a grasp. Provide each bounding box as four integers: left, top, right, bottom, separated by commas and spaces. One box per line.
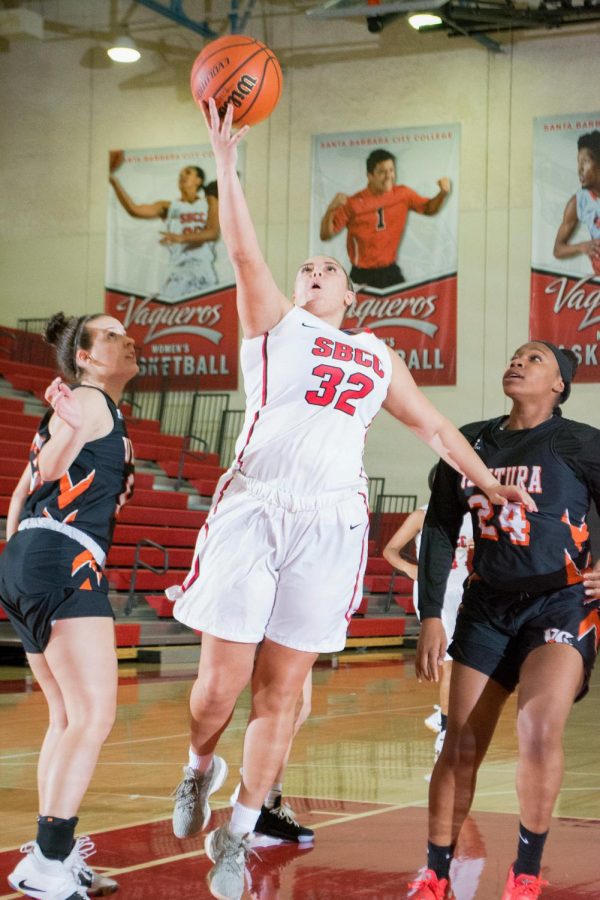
165, 193, 215, 266
233, 306, 392, 496
576, 188, 600, 240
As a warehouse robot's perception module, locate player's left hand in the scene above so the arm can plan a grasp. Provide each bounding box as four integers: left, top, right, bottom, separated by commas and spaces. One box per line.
438, 177, 451, 194
44, 377, 84, 430
159, 231, 181, 245
583, 566, 600, 604
415, 618, 447, 683
485, 482, 538, 513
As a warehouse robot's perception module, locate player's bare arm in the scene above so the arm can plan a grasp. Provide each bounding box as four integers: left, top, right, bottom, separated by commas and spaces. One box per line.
37, 381, 113, 481
319, 193, 348, 240
160, 195, 221, 247
382, 349, 537, 512
423, 178, 451, 216
554, 194, 600, 260
382, 508, 426, 579
202, 99, 291, 338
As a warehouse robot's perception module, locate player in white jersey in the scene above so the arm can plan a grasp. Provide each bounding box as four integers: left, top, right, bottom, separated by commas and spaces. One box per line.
169, 100, 534, 900
109, 155, 219, 299
553, 130, 600, 275
384, 466, 473, 768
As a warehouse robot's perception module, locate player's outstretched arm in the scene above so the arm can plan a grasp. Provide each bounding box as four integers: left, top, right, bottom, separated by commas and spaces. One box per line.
319, 193, 348, 241
382, 349, 537, 511
37, 380, 110, 482
382, 508, 426, 580
202, 99, 291, 338
422, 178, 451, 216
553, 194, 600, 260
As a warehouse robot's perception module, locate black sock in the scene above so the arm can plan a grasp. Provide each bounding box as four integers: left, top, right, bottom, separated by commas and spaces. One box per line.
427, 840, 455, 880
440, 713, 448, 732
36, 815, 78, 861
513, 822, 548, 877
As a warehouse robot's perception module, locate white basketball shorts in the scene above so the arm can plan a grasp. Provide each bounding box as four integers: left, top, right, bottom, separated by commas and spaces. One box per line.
172, 471, 370, 653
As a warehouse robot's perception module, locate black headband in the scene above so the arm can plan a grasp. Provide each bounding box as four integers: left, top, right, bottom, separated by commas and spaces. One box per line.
538, 341, 574, 402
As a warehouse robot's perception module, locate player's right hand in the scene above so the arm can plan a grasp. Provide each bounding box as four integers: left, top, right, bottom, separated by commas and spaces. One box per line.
45, 378, 83, 431
109, 150, 125, 174
328, 192, 348, 211
415, 618, 447, 683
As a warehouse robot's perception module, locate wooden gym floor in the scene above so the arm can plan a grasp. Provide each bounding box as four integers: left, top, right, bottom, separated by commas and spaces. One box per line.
0, 650, 599, 898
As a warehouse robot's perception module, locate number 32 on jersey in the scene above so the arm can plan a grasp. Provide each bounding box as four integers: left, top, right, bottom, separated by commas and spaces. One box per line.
468, 494, 531, 546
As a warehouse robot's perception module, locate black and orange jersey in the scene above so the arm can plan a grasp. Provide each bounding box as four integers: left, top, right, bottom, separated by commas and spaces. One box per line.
21, 386, 135, 555
331, 184, 428, 269
418, 415, 600, 617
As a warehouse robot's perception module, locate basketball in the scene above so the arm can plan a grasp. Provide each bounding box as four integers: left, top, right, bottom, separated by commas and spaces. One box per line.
190, 35, 283, 128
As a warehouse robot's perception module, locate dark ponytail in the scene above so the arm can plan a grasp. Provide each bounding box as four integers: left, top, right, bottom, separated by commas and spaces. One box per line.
44, 312, 102, 381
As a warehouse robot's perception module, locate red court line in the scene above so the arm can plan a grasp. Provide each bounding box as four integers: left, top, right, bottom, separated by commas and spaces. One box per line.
1, 803, 598, 898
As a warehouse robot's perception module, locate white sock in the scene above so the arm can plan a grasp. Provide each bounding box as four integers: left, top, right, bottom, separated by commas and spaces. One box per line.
229, 801, 260, 836
265, 783, 283, 809
188, 747, 213, 774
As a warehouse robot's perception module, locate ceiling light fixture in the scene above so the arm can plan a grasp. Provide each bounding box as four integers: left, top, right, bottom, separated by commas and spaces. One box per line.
407, 11, 443, 28
107, 34, 141, 63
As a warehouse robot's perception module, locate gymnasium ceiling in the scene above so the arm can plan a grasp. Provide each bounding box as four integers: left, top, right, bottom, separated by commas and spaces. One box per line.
0, 0, 598, 69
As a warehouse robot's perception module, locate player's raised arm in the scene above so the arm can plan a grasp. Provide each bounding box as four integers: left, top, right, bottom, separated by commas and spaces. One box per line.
382, 349, 537, 511
202, 99, 292, 338
319, 193, 348, 241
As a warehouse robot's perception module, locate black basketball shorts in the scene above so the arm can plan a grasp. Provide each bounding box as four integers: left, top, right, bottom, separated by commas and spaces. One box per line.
448, 577, 599, 701
0, 529, 113, 654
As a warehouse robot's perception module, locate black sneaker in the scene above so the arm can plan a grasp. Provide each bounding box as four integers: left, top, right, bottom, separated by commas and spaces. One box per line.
254, 796, 314, 843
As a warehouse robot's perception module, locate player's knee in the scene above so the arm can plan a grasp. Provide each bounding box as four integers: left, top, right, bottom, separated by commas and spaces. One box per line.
191, 672, 241, 715
517, 715, 562, 762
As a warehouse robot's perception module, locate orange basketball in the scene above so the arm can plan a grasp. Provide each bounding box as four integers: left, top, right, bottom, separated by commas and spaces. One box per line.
190, 35, 283, 128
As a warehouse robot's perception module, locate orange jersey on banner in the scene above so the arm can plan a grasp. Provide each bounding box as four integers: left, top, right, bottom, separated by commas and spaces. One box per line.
332, 184, 428, 268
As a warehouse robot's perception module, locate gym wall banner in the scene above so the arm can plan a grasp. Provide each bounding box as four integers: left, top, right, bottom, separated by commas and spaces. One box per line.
310, 124, 460, 386
105, 143, 243, 391
530, 112, 600, 381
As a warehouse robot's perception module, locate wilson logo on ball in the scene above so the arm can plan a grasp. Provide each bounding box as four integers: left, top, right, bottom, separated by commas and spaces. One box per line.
191, 34, 283, 127
217, 74, 258, 116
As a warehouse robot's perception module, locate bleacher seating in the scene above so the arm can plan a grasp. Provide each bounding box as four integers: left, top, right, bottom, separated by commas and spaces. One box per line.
0, 350, 418, 653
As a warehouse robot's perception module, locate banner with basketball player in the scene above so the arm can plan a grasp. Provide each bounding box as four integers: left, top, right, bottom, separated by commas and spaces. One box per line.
530, 112, 600, 382
105, 143, 245, 391
311, 125, 460, 386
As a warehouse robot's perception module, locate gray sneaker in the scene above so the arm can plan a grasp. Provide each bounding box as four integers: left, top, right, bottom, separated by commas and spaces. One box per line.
172, 756, 228, 838
205, 826, 251, 900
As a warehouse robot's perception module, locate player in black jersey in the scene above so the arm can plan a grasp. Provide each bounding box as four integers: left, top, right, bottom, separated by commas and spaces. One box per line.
1, 312, 137, 900
408, 342, 600, 900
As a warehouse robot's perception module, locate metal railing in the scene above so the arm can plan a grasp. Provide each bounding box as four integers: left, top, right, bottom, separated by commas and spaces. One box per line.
174, 433, 210, 490
368, 476, 386, 512
124, 539, 169, 616
216, 409, 245, 467
370, 493, 418, 556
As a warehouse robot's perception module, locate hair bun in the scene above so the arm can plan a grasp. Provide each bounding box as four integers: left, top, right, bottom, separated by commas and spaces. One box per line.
44, 311, 71, 346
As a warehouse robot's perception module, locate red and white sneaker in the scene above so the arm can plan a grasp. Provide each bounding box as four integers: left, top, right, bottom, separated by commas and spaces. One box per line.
501, 866, 549, 899
407, 867, 454, 899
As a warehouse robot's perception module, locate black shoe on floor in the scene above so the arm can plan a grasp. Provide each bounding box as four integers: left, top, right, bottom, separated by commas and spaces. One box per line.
254, 797, 314, 843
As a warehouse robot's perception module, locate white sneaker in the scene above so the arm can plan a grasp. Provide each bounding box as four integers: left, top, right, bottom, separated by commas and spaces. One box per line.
8, 842, 88, 899
66, 837, 118, 896
434, 729, 446, 761
424, 705, 442, 734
